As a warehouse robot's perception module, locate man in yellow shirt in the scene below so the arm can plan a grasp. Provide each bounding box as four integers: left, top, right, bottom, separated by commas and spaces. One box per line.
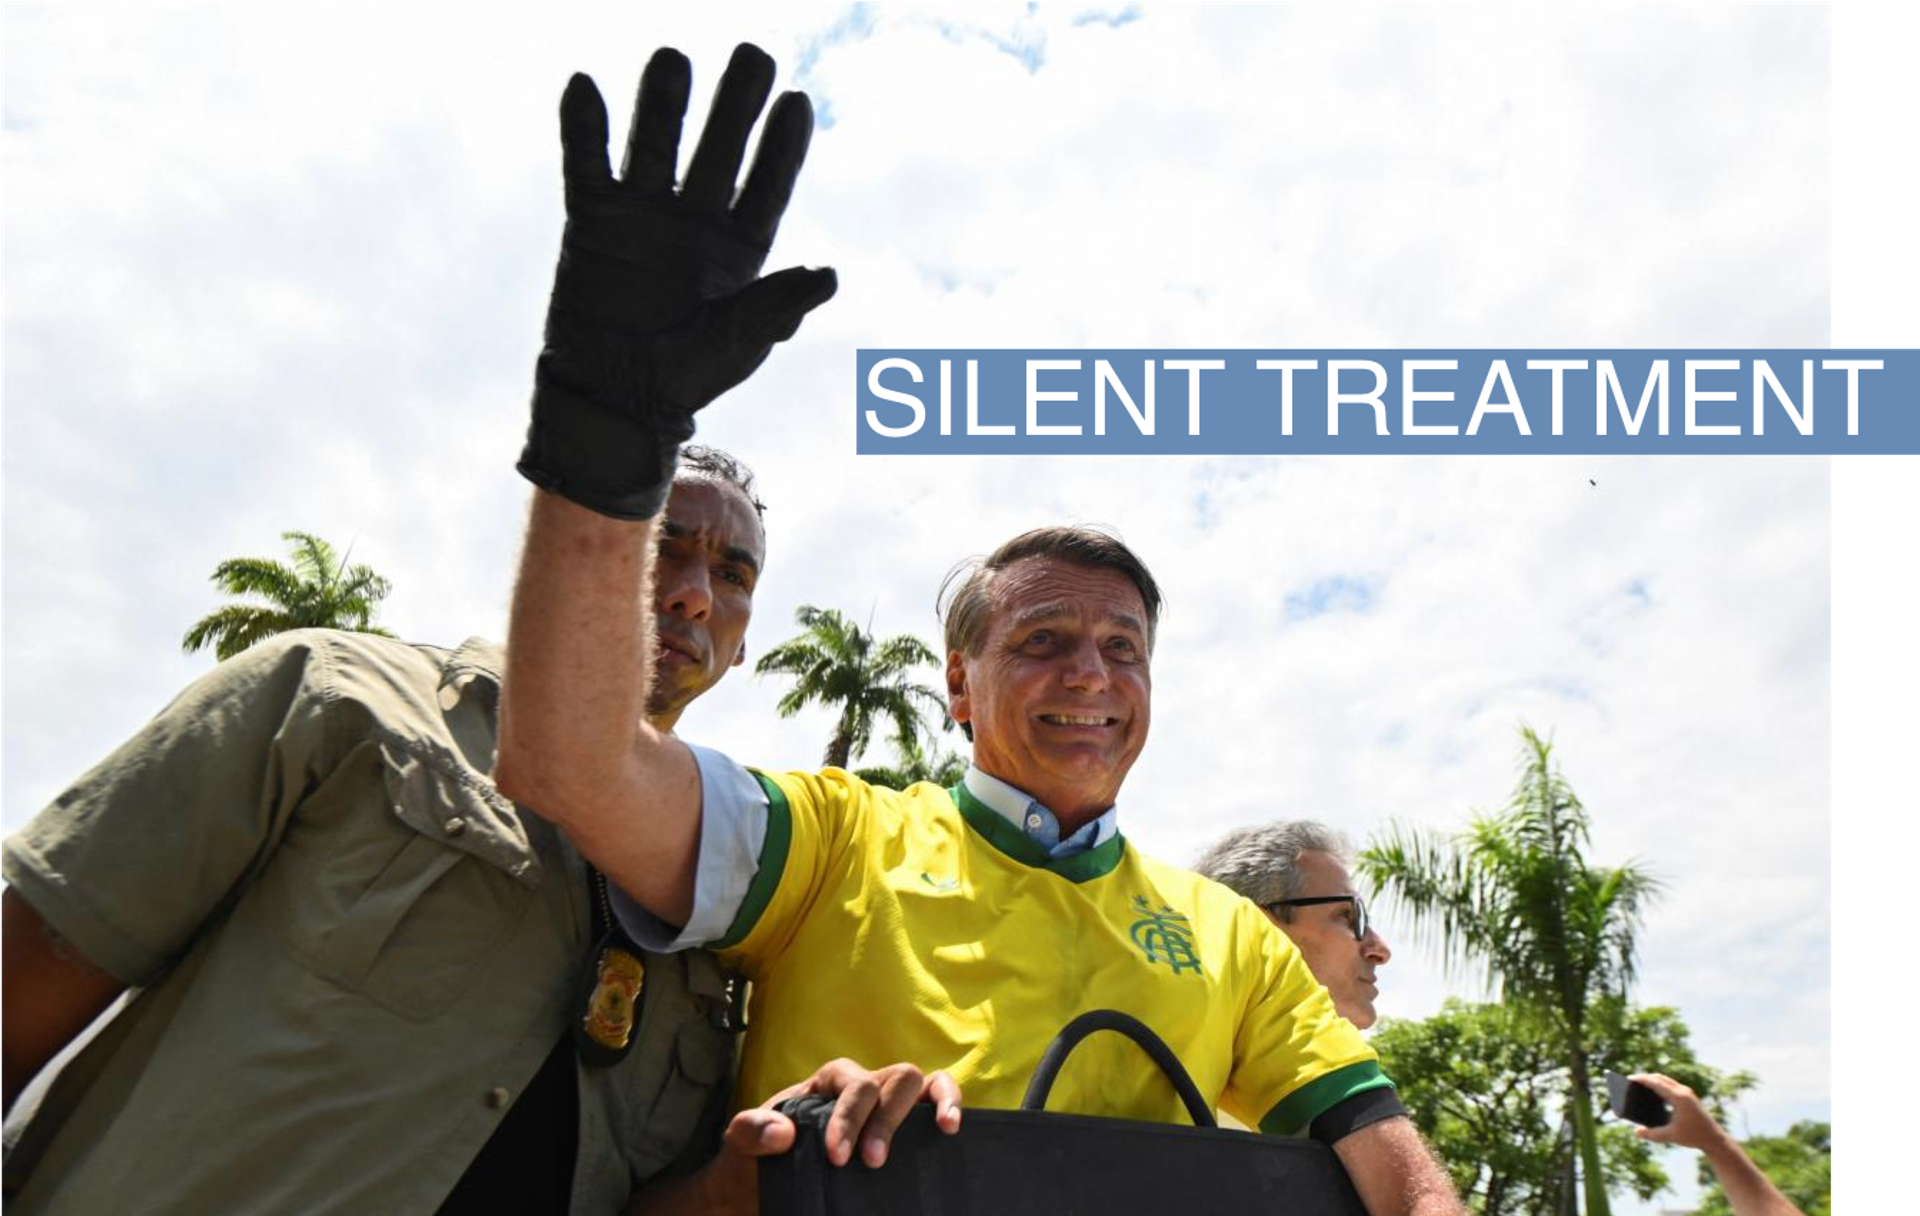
497, 41, 1464, 1216
625, 535, 1385, 1132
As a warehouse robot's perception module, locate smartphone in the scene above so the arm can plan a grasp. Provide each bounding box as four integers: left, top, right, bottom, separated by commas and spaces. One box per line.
1604, 1070, 1672, 1128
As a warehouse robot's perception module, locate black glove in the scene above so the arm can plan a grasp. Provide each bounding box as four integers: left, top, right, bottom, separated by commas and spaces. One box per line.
519, 44, 838, 520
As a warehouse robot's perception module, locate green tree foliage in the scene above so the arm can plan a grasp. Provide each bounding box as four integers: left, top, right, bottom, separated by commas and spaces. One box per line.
182, 531, 395, 661
1360, 726, 1662, 1216
1373, 999, 1751, 1216
1696, 1122, 1829, 1216
854, 733, 969, 791
754, 605, 947, 770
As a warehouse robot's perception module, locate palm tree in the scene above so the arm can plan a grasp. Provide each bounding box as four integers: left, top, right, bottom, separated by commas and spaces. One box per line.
754, 605, 947, 770
182, 531, 396, 661
855, 733, 969, 791
1359, 726, 1660, 1216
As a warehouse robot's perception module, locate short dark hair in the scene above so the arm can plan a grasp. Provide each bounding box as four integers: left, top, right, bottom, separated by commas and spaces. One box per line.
938, 526, 1164, 658
677, 444, 766, 519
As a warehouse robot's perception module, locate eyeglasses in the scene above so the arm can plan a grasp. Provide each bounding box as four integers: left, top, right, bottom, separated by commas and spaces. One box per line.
1264, 894, 1370, 942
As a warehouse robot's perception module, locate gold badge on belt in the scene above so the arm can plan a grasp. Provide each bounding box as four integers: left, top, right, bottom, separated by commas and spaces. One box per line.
583, 944, 646, 1052
574, 929, 648, 1068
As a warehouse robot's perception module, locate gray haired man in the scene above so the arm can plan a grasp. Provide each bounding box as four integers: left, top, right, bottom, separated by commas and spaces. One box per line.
1194, 822, 1393, 1029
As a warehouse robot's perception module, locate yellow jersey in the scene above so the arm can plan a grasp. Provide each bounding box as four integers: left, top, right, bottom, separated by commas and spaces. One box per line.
714, 769, 1390, 1133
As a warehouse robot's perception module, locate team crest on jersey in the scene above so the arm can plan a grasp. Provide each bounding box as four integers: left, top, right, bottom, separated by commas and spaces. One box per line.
1128, 896, 1202, 974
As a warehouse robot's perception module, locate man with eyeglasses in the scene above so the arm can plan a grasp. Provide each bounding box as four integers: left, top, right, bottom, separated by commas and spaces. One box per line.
1194, 821, 1394, 1029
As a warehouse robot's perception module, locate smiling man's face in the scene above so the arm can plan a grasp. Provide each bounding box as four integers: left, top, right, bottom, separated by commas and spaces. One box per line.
948, 555, 1151, 825
647, 476, 764, 730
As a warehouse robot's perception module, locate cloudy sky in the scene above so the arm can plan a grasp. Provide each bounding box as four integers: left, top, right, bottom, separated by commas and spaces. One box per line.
3, 4, 1850, 1209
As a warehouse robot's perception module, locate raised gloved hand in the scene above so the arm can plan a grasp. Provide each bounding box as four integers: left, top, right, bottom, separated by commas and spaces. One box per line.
518, 44, 838, 520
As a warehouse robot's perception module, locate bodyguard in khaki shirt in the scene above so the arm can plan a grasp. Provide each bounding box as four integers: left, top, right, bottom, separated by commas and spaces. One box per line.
7, 44, 965, 1216
1, 452, 767, 1215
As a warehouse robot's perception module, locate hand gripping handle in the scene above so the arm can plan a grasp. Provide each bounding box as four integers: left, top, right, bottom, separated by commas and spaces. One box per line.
1019, 1009, 1216, 1128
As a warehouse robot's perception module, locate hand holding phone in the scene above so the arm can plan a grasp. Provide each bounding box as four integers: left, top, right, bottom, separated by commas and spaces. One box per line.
1604, 1070, 1673, 1127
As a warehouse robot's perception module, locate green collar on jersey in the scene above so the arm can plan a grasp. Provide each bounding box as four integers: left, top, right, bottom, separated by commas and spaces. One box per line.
949, 783, 1128, 882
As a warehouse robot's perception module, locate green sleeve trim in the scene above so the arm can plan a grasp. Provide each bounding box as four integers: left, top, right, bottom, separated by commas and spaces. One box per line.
948, 784, 1127, 882
711, 771, 793, 950
1258, 1060, 1395, 1137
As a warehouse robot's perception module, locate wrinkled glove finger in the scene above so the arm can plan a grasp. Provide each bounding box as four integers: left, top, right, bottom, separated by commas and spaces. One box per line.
559, 74, 614, 187
681, 42, 776, 212
619, 47, 692, 195
734, 90, 814, 248
671, 267, 837, 407
710, 265, 839, 351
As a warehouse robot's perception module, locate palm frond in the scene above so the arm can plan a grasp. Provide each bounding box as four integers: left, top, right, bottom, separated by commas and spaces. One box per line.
754, 638, 831, 677
1359, 821, 1500, 989
185, 531, 395, 660
181, 604, 301, 659
282, 531, 340, 587
871, 633, 939, 675
756, 603, 948, 771
773, 683, 821, 718
1362, 723, 1662, 1034
208, 557, 305, 607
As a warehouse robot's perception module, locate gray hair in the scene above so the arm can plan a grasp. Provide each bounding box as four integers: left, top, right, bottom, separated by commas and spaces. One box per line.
937, 525, 1163, 659
1192, 820, 1352, 918
936, 524, 1164, 741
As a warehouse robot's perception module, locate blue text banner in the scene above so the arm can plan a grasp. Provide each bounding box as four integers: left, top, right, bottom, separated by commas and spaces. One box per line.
853, 350, 1918, 454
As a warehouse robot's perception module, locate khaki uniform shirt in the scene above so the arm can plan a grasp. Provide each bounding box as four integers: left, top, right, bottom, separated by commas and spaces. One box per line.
2, 630, 739, 1215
